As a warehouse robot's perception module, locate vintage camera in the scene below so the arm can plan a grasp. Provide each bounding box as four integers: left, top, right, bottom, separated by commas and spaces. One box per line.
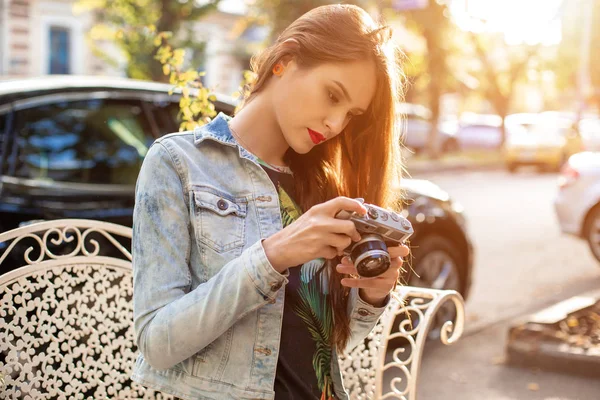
335, 198, 413, 278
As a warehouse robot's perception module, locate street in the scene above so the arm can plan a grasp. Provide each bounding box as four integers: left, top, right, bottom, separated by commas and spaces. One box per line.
409, 168, 600, 400
416, 168, 600, 329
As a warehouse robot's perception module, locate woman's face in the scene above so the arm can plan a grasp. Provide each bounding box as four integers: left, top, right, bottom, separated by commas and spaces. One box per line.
271, 58, 377, 154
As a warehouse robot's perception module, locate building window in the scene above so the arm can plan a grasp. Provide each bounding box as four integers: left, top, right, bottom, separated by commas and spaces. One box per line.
49, 27, 70, 74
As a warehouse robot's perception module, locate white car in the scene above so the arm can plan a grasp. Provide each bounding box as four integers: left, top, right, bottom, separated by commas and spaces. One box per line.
554, 152, 600, 263
579, 118, 600, 151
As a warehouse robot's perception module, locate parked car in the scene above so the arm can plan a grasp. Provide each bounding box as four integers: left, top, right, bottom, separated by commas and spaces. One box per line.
504, 114, 584, 172
454, 113, 503, 150
554, 152, 600, 264
398, 103, 459, 154
579, 118, 600, 152
0, 76, 473, 299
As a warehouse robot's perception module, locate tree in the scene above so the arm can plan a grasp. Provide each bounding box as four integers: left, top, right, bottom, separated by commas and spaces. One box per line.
467, 32, 541, 145
75, 0, 219, 82
555, 0, 600, 113
390, 0, 454, 159
242, 0, 371, 43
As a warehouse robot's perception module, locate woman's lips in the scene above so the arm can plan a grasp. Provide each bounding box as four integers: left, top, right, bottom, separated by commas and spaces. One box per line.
308, 128, 326, 144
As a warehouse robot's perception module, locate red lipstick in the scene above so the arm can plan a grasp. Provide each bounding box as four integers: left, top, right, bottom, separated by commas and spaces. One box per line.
308, 128, 326, 144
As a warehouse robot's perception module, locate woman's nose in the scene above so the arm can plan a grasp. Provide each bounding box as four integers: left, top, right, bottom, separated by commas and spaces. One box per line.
324, 113, 347, 135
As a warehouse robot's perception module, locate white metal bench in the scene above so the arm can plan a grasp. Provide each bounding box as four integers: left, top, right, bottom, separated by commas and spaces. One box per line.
0, 219, 465, 399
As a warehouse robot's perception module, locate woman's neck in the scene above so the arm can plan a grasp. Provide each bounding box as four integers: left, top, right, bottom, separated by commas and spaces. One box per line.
228, 94, 290, 167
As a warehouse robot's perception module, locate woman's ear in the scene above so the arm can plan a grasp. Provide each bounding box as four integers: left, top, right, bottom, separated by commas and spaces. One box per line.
279, 38, 300, 68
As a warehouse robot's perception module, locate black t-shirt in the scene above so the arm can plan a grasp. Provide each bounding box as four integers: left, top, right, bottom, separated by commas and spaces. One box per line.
258, 164, 336, 400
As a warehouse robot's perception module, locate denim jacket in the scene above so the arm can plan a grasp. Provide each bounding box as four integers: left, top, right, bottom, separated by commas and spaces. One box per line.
131, 113, 388, 400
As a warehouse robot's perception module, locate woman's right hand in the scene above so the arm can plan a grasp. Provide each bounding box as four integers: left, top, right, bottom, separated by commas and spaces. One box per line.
263, 197, 367, 273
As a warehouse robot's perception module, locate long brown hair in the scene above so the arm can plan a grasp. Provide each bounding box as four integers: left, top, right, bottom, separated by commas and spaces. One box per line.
241, 4, 406, 353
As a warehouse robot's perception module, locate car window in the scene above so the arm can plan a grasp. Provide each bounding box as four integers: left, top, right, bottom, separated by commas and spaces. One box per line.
147, 99, 180, 136
0, 113, 6, 173
0, 113, 5, 147
12, 98, 154, 185
146, 97, 236, 137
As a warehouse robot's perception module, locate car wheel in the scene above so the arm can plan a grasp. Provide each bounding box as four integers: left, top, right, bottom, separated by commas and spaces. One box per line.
406, 235, 465, 339
585, 205, 600, 264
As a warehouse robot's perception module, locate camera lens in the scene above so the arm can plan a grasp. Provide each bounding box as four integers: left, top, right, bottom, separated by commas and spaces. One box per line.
357, 255, 390, 278
350, 234, 391, 278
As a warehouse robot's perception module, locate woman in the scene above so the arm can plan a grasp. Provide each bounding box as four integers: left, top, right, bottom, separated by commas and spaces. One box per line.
131, 4, 410, 399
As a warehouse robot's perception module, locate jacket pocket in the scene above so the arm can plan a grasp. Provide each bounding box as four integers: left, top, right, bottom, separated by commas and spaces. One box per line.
192, 186, 247, 253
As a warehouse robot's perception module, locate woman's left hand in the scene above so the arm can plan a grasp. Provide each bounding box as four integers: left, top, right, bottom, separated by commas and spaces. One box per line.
336, 244, 410, 307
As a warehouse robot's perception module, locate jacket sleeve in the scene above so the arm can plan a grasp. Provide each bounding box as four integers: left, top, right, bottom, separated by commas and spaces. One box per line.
132, 141, 287, 370
344, 288, 390, 354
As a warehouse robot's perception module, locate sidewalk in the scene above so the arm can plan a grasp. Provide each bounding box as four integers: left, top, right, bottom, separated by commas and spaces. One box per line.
405, 151, 504, 175
413, 318, 600, 400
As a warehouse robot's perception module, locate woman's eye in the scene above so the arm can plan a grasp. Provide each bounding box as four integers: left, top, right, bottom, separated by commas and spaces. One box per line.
328, 91, 339, 104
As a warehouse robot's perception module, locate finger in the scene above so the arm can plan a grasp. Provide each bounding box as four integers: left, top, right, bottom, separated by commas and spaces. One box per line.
326, 233, 353, 253
328, 220, 361, 241
337, 258, 402, 277
377, 260, 403, 278
322, 196, 367, 218
336, 263, 358, 275
388, 244, 410, 258
340, 255, 353, 266
323, 246, 339, 260
341, 277, 396, 290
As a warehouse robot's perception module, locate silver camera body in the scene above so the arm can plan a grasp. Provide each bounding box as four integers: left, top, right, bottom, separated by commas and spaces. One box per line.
336, 198, 413, 278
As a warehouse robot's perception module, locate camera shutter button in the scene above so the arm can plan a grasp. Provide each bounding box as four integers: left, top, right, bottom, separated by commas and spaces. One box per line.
367, 208, 378, 219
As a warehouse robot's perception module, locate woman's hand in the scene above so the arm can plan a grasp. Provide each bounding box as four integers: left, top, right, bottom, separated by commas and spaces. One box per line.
263, 197, 367, 273
336, 244, 410, 307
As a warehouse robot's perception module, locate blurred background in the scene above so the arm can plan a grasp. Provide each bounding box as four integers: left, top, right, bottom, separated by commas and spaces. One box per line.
0, 0, 599, 160
1, 1, 600, 398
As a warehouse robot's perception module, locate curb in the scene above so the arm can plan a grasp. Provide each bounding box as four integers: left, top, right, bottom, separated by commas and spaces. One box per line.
406, 162, 504, 175
504, 288, 600, 377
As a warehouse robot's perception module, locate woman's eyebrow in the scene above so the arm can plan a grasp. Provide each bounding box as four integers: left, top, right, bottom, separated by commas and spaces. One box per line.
333, 80, 366, 113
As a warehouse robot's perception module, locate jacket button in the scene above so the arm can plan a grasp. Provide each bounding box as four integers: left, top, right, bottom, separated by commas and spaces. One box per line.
270, 282, 283, 291
255, 347, 272, 356
257, 195, 272, 202
217, 199, 229, 210
357, 308, 370, 317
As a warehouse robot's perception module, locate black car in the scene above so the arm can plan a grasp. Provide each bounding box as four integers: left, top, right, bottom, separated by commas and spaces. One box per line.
0, 76, 473, 298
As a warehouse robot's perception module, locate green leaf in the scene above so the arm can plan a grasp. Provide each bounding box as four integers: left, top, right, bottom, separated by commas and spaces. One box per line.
294, 277, 333, 391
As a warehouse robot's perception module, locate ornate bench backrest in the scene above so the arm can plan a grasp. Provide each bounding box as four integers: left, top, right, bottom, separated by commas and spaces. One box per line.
0, 219, 171, 399
340, 287, 465, 400
0, 219, 465, 399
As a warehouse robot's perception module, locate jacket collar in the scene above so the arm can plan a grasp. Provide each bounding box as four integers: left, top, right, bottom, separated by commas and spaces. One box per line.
193, 112, 258, 162
193, 112, 235, 145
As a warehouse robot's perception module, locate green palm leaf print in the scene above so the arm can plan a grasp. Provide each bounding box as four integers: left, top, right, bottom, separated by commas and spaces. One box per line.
278, 185, 302, 227
294, 278, 333, 391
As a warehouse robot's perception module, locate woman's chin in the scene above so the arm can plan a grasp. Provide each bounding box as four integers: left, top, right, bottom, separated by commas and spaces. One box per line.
288, 141, 314, 155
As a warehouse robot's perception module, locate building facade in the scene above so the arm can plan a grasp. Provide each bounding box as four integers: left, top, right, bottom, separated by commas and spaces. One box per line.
0, 0, 256, 96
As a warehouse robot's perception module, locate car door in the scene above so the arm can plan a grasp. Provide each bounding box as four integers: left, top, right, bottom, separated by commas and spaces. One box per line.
1, 91, 156, 229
